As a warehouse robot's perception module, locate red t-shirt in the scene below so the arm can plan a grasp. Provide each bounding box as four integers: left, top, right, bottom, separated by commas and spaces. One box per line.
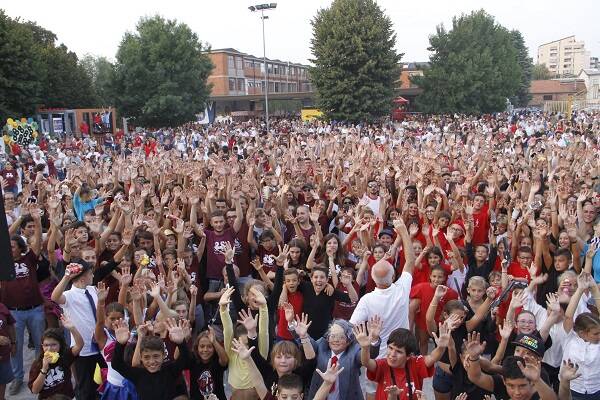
367, 356, 433, 400
203, 228, 237, 279
471, 204, 490, 246
276, 291, 303, 340
256, 246, 279, 275
0, 250, 44, 309
333, 281, 359, 320
410, 283, 458, 331
507, 261, 533, 282
1, 170, 18, 189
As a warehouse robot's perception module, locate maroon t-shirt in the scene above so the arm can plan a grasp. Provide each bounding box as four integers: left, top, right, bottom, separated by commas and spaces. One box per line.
234, 222, 252, 277
1, 250, 44, 309
256, 246, 279, 275
203, 228, 237, 280
0, 170, 18, 189
28, 351, 76, 399
0, 303, 15, 361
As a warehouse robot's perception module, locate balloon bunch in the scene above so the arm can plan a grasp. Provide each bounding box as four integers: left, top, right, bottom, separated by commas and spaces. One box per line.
4, 118, 39, 146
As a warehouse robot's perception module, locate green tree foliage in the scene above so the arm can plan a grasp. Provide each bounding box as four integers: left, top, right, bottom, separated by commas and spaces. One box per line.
0, 10, 97, 123
309, 0, 401, 122
413, 10, 522, 114
510, 30, 533, 107
80, 54, 116, 106
532, 63, 552, 80
112, 15, 213, 127
0, 10, 43, 122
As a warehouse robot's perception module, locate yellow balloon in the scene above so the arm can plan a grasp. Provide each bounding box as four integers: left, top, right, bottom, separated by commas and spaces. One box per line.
32, 131, 38, 138
3, 135, 11, 144
6, 118, 14, 125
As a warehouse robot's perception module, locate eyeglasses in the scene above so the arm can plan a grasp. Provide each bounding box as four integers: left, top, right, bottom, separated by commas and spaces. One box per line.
328, 334, 347, 341
367, 183, 379, 188
516, 320, 535, 325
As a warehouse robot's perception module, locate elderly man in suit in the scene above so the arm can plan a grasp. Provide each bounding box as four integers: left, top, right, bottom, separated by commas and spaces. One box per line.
302, 317, 382, 400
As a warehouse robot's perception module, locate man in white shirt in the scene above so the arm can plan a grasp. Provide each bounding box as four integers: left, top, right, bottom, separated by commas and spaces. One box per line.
350, 219, 415, 358
51, 257, 104, 400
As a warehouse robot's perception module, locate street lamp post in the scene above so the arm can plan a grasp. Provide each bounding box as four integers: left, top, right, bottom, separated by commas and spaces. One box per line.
249, 3, 277, 134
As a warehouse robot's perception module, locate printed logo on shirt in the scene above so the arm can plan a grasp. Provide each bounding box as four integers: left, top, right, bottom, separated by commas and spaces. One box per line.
14, 262, 29, 279
43, 366, 65, 389
197, 370, 214, 396
262, 254, 275, 266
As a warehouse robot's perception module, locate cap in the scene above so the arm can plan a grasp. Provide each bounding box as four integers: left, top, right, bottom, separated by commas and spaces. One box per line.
163, 229, 175, 236
512, 334, 545, 357
378, 229, 395, 238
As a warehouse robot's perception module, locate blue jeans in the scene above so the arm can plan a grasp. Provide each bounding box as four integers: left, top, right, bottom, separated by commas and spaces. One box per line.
10, 306, 45, 380
572, 390, 600, 400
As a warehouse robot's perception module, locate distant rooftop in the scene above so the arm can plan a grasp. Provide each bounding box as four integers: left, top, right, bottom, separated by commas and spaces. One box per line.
538, 35, 577, 48
210, 48, 310, 67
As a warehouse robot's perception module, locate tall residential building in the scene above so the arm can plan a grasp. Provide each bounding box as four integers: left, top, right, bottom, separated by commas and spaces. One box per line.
537, 36, 591, 77
207, 48, 313, 97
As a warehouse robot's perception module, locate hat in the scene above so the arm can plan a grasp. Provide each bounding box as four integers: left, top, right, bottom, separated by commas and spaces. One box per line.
378, 229, 395, 238
512, 334, 545, 357
163, 229, 175, 236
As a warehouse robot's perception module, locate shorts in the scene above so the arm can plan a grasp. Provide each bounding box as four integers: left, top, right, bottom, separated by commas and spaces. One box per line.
432, 365, 453, 393
0, 359, 14, 384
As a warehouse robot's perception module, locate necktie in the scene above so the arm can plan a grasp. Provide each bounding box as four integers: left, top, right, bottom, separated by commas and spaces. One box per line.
84, 289, 99, 352
329, 355, 338, 393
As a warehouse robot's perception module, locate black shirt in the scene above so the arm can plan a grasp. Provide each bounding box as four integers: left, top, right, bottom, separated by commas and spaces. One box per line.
492, 374, 540, 400
450, 360, 492, 399
188, 355, 227, 400
299, 281, 351, 338
112, 341, 190, 400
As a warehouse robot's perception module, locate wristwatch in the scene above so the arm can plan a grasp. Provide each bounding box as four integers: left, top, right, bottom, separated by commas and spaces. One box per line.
287, 320, 298, 332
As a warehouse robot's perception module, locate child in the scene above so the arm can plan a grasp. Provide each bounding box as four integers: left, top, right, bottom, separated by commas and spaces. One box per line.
250, 230, 281, 280
360, 326, 450, 400
94, 281, 138, 400
111, 318, 191, 400
561, 271, 600, 400
28, 316, 84, 399
276, 268, 304, 341
0, 301, 15, 399
187, 327, 228, 400
410, 266, 458, 355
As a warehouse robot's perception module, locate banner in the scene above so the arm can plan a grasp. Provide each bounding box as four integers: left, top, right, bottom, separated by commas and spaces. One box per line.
4, 118, 39, 146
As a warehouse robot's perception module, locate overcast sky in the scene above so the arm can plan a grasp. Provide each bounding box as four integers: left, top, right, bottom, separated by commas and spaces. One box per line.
3, 0, 599, 65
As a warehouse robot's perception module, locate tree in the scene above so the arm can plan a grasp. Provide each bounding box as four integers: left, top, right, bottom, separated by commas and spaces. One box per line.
510, 30, 533, 107
112, 15, 213, 127
413, 10, 521, 114
309, 0, 401, 122
80, 54, 115, 106
0, 10, 43, 123
532, 63, 552, 80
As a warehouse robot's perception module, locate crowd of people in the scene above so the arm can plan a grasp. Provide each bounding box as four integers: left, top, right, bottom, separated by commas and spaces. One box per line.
0, 111, 599, 400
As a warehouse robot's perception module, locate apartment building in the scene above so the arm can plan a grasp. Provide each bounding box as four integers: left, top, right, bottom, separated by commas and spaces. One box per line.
207, 48, 313, 97
537, 36, 591, 77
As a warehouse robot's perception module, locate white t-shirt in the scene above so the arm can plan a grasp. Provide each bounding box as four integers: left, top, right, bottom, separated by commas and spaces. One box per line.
62, 285, 99, 356
350, 271, 412, 358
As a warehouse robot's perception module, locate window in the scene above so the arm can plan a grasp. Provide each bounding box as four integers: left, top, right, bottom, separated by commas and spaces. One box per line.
543, 95, 553, 100
274, 82, 280, 92
267, 64, 273, 74
245, 60, 254, 69
228, 78, 236, 91
268, 82, 274, 92
236, 57, 243, 70
228, 56, 235, 69
237, 78, 244, 91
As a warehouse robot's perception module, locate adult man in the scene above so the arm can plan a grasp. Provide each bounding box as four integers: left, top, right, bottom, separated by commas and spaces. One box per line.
350, 219, 415, 357
1, 209, 44, 395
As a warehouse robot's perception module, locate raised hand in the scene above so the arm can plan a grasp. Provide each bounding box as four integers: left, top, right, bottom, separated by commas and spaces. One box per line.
434, 285, 448, 299
464, 332, 486, 358
384, 386, 403, 400
222, 241, 235, 264
218, 286, 235, 309
517, 355, 542, 382
368, 315, 383, 342
60, 315, 75, 331
282, 302, 295, 323
119, 267, 132, 287
295, 313, 312, 339
431, 322, 451, 348
96, 281, 109, 302
249, 286, 267, 306
352, 322, 371, 348
316, 357, 345, 384
499, 320, 514, 340
166, 318, 186, 344
560, 359, 582, 381
114, 319, 131, 344
231, 338, 254, 360
237, 309, 258, 333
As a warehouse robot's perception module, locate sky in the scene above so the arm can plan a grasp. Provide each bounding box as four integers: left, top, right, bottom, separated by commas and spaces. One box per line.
2, 0, 599, 65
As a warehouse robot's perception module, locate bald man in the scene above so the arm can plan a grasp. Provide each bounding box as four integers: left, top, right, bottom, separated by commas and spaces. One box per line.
350, 219, 415, 358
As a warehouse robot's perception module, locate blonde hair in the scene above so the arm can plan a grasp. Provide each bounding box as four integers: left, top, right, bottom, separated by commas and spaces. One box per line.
468, 276, 488, 289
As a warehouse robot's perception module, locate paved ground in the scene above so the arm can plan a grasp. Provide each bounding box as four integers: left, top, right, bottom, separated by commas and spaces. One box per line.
7, 330, 435, 400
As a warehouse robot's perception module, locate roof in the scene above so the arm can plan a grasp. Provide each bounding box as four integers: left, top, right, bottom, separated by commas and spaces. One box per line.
537, 35, 576, 48
530, 79, 587, 94
209, 48, 310, 67
580, 69, 600, 76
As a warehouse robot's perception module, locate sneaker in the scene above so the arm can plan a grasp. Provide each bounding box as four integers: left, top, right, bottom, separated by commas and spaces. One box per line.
8, 379, 23, 395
